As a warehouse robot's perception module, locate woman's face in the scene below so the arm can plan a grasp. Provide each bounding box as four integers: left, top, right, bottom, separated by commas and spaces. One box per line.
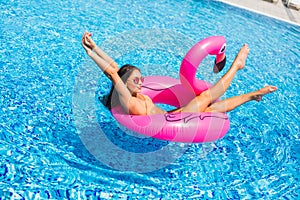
126, 69, 144, 95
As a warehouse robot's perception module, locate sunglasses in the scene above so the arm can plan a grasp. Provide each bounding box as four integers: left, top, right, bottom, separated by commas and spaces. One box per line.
132, 76, 145, 84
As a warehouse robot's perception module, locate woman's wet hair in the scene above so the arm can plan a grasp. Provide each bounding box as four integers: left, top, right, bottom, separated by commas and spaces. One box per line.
103, 64, 140, 109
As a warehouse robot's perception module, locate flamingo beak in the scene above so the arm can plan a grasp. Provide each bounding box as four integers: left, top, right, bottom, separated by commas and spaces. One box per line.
213, 55, 226, 73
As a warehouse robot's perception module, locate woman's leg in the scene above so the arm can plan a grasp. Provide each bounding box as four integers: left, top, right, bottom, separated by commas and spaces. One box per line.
204, 86, 277, 112
203, 44, 249, 103
181, 44, 249, 113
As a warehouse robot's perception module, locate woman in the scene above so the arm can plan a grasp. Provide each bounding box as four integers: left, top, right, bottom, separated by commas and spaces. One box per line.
81, 32, 277, 115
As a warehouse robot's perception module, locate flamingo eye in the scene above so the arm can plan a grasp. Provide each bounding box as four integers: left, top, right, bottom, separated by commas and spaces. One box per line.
219, 44, 226, 53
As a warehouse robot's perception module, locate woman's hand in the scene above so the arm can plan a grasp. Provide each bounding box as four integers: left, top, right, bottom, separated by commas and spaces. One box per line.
81, 32, 96, 55
81, 32, 119, 79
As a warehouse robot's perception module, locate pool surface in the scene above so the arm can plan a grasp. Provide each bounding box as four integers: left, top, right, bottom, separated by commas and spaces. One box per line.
1, 0, 300, 199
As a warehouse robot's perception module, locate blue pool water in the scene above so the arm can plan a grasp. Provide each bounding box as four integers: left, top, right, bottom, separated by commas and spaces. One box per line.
1, 0, 300, 199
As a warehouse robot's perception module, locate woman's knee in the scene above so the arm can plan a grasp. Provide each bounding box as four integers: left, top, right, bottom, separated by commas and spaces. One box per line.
197, 90, 212, 102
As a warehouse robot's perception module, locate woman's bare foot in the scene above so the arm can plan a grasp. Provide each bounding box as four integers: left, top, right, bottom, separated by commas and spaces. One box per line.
232, 44, 250, 70
252, 85, 278, 102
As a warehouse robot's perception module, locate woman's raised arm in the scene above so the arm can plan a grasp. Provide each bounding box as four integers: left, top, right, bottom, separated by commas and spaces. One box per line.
81, 32, 134, 113
81, 32, 119, 77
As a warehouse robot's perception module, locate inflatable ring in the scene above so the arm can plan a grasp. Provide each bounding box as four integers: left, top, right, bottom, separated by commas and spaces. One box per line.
111, 36, 229, 143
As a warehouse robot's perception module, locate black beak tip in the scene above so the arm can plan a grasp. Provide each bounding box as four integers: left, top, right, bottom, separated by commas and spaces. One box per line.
213, 56, 226, 73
